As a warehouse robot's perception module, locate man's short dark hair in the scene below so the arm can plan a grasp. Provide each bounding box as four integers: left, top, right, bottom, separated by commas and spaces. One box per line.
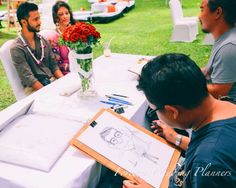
208, 0, 236, 26
17, 2, 38, 26
137, 53, 208, 110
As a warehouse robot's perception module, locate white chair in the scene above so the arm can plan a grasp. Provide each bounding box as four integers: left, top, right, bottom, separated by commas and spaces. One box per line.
170, 0, 198, 25
91, 3, 107, 12
38, 1, 55, 30
39, 29, 58, 40
0, 40, 27, 100
169, 0, 198, 42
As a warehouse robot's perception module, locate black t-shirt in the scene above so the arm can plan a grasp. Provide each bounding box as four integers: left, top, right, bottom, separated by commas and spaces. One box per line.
184, 117, 236, 188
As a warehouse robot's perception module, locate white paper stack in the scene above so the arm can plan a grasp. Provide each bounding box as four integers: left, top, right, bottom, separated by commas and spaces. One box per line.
29, 95, 92, 123
0, 114, 83, 172
0, 95, 90, 172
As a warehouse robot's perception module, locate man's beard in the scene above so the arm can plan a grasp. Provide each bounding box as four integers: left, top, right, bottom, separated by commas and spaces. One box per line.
26, 21, 40, 33
202, 29, 210, 34
199, 19, 210, 33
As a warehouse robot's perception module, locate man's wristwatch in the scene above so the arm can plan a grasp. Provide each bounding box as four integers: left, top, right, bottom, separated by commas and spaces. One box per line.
175, 134, 182, 146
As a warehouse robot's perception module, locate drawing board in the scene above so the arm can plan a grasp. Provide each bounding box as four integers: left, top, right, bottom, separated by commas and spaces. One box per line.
71, 109, 180, 188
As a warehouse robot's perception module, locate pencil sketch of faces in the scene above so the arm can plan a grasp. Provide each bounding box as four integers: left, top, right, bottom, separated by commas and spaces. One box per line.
100, 127, 159, 167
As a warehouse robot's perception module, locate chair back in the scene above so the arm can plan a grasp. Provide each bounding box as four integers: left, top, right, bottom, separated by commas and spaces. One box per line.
39, 29, 58, 41
0, 40, 26, 100
38, 1, 55, 30
169, 0, 183, 24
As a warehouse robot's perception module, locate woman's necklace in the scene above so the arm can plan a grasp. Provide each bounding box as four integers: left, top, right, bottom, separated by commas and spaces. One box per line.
57, 27, 63, 35
19, 33, 45, 65
57, 24, 71, 35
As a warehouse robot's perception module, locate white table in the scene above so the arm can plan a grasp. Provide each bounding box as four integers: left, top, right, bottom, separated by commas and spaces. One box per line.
0, 53, 153, 188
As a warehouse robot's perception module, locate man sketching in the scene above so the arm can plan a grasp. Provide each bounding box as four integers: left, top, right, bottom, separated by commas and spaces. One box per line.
100, 127, 159, 167
10, 2, 63, 95
123, 53, 236, 188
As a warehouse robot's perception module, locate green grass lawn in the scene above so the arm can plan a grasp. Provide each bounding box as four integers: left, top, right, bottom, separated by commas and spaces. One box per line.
0, 0, 211, 110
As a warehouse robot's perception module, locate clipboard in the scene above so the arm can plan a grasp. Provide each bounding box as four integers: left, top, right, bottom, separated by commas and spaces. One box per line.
70, 108, 181, 188
128, 58, 149, 75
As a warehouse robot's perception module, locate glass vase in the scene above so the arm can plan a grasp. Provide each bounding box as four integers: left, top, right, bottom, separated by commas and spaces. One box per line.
69, 47, 97, 98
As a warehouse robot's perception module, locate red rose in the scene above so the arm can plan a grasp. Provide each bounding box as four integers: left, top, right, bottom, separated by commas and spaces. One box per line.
82, 28, 91, 36
80, 35, 87, 42
93, 31, 101, 38
63, 34, 69, 41
62, 22, 100, 45
63, 26, 74, 41
70, 33, 81, 42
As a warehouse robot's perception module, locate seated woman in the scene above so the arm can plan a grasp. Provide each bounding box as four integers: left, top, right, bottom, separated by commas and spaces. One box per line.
52, 1, 76, 75
44, 1, 76, 75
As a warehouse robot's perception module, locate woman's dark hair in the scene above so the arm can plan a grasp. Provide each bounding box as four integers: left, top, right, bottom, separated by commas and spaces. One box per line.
52, 1, 76, 25
208, 0, 236, 26
137, 53, 208, 110
17, 2, 38, 26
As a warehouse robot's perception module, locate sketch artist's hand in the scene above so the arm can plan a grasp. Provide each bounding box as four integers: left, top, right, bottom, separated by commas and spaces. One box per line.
151, 120, 178, 144
122, 176, 150, 188
151, 120, 190, 151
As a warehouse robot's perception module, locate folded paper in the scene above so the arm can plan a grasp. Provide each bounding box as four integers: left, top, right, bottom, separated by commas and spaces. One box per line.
59, 85, 81, 97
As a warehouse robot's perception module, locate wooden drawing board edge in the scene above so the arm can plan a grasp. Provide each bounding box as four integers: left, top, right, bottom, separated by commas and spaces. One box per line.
127, 69, 140, 76
70, 108, 181, 188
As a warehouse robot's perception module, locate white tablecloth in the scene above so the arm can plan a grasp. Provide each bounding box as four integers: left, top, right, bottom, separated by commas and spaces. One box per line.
0, 53, 153, 188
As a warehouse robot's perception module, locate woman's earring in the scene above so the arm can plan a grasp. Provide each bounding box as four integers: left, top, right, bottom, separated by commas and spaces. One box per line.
56, 22, 59, 28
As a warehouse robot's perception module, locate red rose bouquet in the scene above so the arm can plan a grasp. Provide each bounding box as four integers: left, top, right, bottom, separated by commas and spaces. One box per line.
61, 22, 100, 53
60, 22, 101, 93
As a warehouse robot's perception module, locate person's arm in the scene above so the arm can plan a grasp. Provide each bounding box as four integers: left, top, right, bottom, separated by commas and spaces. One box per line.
206, 44, 236, 98
31, 81, 44, 90
207, 83, 233, 98
123, 176, 150, 188
10, 45, 38, 88
53, 69, 64, 79
44, 38, 63, 78
59, 45, 70, 72
151, 120, 190, 151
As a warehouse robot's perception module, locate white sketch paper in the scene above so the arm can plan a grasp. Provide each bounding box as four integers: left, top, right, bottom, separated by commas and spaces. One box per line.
0, 114, 83, 171
77, 111, 175, 187
29, 95, 93, 123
